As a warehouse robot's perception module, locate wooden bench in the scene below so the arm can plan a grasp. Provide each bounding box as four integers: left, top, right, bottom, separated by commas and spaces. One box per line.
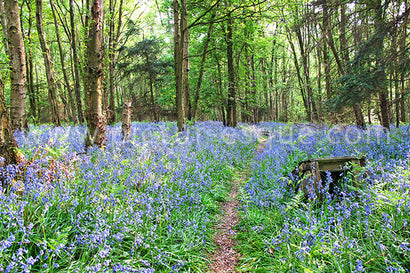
295, 156, 366, 199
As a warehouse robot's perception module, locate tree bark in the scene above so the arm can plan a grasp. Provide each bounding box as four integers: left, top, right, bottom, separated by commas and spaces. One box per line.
399, 0, 407, 123
192, 12, 216, 120
373, 0, 390, 130
215, 54, 226, 125
286, 29, 310, 121
50, 0, 77, 124
173, 0, 185, 131
85, 0, 106, 148
148, 72, 158, 121
107, 0, 123, 124
23, 1, 37, 122
296, 26, 318, 122
181, 0, 191, 121
36, 0, 61, 126
322, 2, 331, 101
0, 78, 22, 190
122, 100, 132, 141
3, 0, 28, 131
70, 0, 85, 123
226, 10, 237, 127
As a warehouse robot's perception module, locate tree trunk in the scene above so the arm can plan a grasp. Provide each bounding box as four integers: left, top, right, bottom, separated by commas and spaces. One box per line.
173, 0, 184, 131
296, 26, 318, 122
85, 0, 106, 148
192, 11, 215, 120
0, 1, 9, 55
149, 73, 158, 121
20, 0, 37, 122
122, 100, 132, 141
70, 0, 85, 123
322, 2, 331, 101
351, 5, 367, 129
3, 0, 28, 131
399, 0, 407, 123
373, 0, 389, 130
107, 0, 123, 124
286, 30, 310, 121
0, 78, 22, 189
261, 58, 269, 121
181, 0, 191, 121
216, 55, 226, 125
36, 0, 61, 126
226, 10, 237, 127
51, 0, 77, 124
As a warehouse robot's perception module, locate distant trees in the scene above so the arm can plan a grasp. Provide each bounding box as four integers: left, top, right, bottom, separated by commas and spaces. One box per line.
0, 0, 408, 131
36, 0, 61, 126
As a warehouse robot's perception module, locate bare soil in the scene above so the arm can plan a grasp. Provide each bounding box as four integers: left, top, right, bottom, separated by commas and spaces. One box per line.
208, 139, 267, 273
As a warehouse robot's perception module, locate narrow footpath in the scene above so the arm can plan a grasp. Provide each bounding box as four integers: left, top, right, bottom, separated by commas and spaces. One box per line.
208, 138, 267, 273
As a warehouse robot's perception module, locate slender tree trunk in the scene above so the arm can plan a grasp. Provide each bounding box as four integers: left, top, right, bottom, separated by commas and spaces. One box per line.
50, 0, 77, 124
351, 6, 367, 129
122, 100, 132, 141
85, 0, 106, 148
286, 30, 310, 121
267, 37, 276, 120
3, 0, 28, 131
216, 55, 226, 125
394, 71, 400, 127
36, 0, 61, 126
322, 3, 331, 102
0, 1, 8, 55
21, 0, 37, 121
149, 73, 158, 121
339, 3, 349, 64
181, 0, 191, 121
70, 0, 85, 123
226, 10, 237, 127
274, 57, 279, 121
261, 58, 269, 121
399, 0, 407, 123
374, 0, 389, 130
192, 11, 215, 120
296, 26, 318, 122
107, 0, 122, 124
174, 0, 184, 131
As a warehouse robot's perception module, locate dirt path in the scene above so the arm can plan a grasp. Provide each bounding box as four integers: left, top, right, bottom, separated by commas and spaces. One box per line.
208, 138, 267, 273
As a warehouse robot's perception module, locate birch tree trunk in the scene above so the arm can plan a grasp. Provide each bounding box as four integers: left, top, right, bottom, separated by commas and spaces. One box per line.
3, 0, 28, 131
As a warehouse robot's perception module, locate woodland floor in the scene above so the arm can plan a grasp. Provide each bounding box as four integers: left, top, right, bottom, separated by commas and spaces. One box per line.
208, 139, 267, 273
